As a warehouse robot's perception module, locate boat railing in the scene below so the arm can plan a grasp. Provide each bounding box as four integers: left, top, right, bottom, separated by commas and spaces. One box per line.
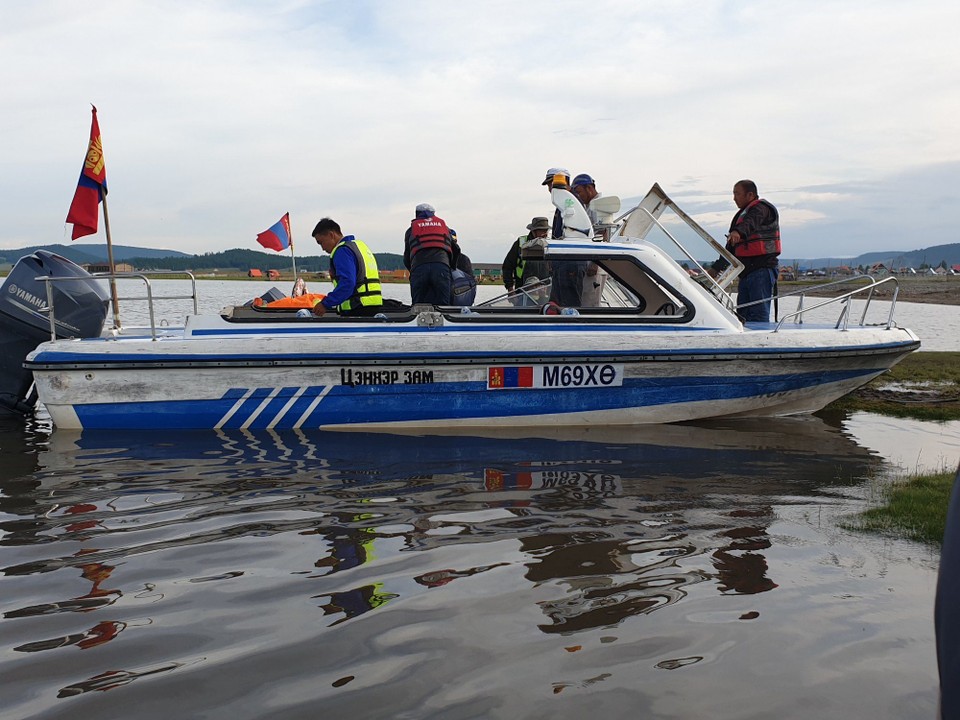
39, 271, 198, 341
766, 275, 901, 331
476, 278, 553, 308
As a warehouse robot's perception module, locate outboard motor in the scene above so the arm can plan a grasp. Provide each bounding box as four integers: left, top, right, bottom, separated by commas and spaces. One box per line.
0, 250, 110, 415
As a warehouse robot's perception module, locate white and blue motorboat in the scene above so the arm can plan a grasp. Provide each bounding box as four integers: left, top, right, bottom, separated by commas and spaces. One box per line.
24, 182, 920, 431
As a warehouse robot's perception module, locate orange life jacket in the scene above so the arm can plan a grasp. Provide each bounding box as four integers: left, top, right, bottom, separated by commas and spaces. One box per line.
252, 292, 327, 309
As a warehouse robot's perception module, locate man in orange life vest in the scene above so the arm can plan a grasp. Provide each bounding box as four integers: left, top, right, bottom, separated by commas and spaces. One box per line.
403, 203, 457, 305
709, 179, 781, 322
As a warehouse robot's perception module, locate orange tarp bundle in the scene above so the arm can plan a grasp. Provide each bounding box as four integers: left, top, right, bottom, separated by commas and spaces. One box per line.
252, 293, 326, 309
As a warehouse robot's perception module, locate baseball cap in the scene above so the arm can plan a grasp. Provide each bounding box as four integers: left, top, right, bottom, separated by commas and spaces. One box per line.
541, 167, 570, 185
571, 174, 596, 188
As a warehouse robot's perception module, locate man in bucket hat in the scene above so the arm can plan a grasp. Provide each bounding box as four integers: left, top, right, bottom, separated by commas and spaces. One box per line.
502, 216, 551, 304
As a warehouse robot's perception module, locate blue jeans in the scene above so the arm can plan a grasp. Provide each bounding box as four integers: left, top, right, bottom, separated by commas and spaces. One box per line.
410, 262, 452, 306
737, 268, 778, 322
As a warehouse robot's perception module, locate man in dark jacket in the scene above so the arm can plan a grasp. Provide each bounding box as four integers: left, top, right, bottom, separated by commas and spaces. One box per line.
502, 217, 551, 293
710, 179, 781, 322
403, 203, 456, 306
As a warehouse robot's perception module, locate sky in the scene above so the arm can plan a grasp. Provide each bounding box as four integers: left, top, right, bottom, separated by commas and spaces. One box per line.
4, 0, 960, 263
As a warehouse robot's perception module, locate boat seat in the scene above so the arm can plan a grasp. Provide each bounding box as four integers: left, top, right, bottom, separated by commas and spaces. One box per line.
222, 305, 419, 323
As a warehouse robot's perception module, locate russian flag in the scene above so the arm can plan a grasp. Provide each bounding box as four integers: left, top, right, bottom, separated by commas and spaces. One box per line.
256, 213, 292, 252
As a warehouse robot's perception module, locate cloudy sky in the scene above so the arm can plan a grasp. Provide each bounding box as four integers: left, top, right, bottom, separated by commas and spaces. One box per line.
4, 0, 959, 263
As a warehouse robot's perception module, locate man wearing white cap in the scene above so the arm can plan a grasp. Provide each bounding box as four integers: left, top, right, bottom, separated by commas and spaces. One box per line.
542, 167, 586, 307
403, 203, 457, 306
542, 167, 570, 240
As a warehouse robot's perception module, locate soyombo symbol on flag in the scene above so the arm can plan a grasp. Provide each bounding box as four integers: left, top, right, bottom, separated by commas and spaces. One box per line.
488, 366, 534, 389
256, 213, 293, 252
65, 106, 107, 240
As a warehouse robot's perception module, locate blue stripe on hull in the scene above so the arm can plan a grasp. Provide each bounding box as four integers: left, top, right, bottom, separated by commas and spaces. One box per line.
71, 368, 877, 430
28, 338, 920, 366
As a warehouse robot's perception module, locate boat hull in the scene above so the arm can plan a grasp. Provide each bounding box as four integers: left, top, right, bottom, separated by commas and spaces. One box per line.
27, 325, 920, 430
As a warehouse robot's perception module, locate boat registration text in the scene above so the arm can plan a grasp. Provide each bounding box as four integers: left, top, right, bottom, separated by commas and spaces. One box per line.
488, 364, 624, 390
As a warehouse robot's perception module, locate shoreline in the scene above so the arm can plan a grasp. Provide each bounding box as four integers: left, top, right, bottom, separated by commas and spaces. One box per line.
822, 350, 960, 421
778, 275, 960, 306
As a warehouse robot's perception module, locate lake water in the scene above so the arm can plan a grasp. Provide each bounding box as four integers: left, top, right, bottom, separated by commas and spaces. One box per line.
1, 279, 957, 719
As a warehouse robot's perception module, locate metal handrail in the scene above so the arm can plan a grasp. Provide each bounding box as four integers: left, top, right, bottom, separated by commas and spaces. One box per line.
39, 271, 198, 341
772, 275, 901, 332
737, 274, 880, 324
476, 278, 553, 308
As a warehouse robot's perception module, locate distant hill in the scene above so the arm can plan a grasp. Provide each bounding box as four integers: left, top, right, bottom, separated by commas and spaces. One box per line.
4, 241, 956, 274
0, 244, 407, 273
787, 243, 960, 270
0, 244, 191, 266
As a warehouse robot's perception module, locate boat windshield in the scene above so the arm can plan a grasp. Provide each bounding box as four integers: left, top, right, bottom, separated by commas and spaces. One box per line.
476, 258, 687, 318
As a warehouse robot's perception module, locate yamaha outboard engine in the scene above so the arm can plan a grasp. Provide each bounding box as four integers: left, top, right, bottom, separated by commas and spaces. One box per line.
0, 250, 110, 415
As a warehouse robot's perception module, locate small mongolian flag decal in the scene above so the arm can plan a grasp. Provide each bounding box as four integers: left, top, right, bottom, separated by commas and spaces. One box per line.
487, 366, 534, 389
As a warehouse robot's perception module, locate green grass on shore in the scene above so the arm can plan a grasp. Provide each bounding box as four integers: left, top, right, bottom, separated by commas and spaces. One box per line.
823, 351, 960, 421
845, 469, 957, 545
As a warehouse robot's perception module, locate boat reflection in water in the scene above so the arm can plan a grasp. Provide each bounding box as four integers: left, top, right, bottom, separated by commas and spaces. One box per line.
22, 418, 876, 626
2, 416, 910, 717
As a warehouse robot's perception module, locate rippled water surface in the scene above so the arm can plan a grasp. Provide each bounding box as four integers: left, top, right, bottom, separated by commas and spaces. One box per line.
2, 278, 956, 718
0, 416, 947, 720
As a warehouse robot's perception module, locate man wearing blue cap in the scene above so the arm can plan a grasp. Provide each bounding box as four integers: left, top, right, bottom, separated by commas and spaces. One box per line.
571, 174, 606, 305
403, 203, 457, 306
572, 174, 600, 225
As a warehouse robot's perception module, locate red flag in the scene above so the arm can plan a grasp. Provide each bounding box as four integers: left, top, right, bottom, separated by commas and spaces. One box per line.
256, 213, 293, 252
66, 106, 108, 240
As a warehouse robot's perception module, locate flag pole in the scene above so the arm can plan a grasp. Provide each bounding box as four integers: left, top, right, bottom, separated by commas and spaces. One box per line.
289, 239, 298, 280
101, 194, 121, 329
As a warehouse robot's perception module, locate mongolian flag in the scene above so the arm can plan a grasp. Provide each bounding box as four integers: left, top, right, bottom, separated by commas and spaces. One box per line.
65, 106, 107, 240
256, 213, 293, 252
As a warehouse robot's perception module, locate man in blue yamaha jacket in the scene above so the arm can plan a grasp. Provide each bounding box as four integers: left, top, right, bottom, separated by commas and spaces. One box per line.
311, 218, 383, 317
